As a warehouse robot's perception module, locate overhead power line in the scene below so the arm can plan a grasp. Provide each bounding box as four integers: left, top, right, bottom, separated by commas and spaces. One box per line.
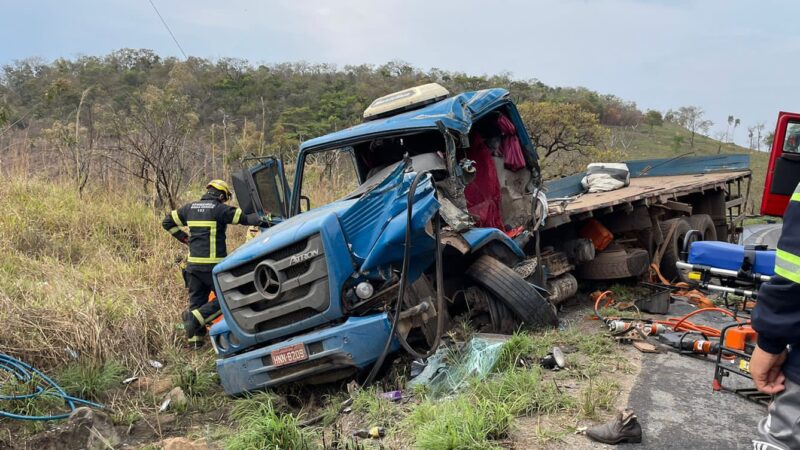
146, 0, 188, 59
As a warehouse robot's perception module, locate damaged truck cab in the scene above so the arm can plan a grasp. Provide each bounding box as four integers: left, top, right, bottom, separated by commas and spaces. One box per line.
209, 85, 557, 395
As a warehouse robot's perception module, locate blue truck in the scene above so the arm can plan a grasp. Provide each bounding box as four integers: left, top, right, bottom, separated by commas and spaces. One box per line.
208, 84, 752, 395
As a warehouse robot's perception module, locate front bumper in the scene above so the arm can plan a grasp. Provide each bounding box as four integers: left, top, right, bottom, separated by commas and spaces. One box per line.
216, 313, 397, 395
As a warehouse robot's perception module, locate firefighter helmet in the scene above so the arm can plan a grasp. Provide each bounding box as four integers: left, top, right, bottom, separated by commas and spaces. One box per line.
207, 179, 232, 200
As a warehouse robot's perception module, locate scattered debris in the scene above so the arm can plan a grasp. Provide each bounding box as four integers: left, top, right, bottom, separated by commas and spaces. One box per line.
632, 341, 659, 353
379, 390, 402, 402
408, 334, 508, 398
147, 359, 164, 370
122, 376, 138, 385
539, 346, 566, 370
353, 426, 386, 439
161, 387, 188, 412
64, 347, 79, 360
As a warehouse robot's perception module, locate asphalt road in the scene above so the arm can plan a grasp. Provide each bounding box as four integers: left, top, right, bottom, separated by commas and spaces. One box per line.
740, 223, 782, 248
624, 301, 767, 449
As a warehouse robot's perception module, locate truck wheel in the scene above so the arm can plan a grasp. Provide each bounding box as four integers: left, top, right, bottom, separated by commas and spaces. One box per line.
466, 255, 558, 329
688, 214, 717, 241
659, 218, 691, 282
577, 247, 650, 280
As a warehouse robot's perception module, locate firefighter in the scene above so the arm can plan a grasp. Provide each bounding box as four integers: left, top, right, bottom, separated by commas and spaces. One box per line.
751, 182, 800, 449
162, 179, 264, 347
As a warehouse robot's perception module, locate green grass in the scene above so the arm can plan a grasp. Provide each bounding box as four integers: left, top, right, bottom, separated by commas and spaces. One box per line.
578, 378, 621, 419
166, 350, 220, 400
226, 392, 315, 450
350, 387, 400, 429
472, 368, 574, 416
396, 328, 620, 449
58, 358, 124, 401
404, 394, 514, 450
493, 328, 618, 373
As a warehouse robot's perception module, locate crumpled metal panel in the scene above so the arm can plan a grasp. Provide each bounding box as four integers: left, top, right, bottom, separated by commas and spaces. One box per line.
299, 89, 510, 152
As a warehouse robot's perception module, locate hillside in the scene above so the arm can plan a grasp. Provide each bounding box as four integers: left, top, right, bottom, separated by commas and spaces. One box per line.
609, 122, 769, 214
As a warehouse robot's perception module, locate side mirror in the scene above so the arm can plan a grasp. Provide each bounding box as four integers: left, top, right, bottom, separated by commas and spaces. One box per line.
300, 195, 311, 212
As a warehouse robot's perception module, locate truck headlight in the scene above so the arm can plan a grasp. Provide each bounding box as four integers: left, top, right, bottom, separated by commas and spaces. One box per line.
355, 281, 374, 299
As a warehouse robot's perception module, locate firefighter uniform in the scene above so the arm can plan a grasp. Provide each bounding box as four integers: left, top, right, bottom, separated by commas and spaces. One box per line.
752, 182, 800, 449
162, 181, 261, 346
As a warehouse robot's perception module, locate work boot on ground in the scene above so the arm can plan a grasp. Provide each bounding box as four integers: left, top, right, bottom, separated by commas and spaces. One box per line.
586, 408, 642, 445
186, 335, 206, 349
182, 310, 204, 339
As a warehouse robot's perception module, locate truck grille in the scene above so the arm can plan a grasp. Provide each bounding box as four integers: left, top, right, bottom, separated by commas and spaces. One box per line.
217, 234, 329, 334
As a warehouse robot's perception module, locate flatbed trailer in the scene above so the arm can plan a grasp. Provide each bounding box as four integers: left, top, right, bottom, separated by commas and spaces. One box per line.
531, 154, 751, 303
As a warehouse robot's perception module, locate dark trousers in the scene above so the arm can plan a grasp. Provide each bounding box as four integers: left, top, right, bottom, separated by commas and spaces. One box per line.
185, 269, 221, 334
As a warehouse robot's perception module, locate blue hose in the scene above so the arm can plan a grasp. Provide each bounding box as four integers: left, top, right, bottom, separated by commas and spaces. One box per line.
0, 353, 104, 421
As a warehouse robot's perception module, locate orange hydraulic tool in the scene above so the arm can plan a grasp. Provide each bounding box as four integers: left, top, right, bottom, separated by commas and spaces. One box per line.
723, 324, 757, 351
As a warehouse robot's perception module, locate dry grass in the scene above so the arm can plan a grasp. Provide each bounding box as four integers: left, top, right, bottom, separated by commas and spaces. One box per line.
0, 176, 185, 372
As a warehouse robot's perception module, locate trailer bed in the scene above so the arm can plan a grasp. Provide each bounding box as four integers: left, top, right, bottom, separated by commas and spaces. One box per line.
545, 170, 750, 230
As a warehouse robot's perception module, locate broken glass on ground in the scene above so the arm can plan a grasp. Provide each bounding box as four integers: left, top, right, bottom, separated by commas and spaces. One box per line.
408, 333, 508, 399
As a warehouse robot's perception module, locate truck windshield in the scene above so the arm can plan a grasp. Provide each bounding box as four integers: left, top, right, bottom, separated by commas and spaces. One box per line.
298, 148, 360, 211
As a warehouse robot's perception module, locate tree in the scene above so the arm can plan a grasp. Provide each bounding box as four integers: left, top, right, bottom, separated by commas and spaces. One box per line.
671, 135, 685, 152
644, 110, 663, 131
518, 102, 608, 158
764, 130, 775, 148
675, 106, 713, 148
103, 85, 199, 209
518, 101, 612, 178
755, 123, 765, 151
42, 87, 94, 196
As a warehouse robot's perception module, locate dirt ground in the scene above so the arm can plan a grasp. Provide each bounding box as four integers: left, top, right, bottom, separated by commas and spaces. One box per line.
5, 296, 768, 450
515, 298, 766, 450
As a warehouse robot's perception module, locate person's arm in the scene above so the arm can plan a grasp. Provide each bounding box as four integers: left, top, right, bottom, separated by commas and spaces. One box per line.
751, 193, 800, 393
162, 206, 189, 244
218, 205, 269, 227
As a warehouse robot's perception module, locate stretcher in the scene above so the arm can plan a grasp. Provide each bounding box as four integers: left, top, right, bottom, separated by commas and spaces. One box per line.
677, 235, 774, 306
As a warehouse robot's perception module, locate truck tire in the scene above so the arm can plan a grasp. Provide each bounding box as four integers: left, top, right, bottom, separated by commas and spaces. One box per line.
577, 247, 650, 280
688, 214, 717, 241
659, 218, 691, 282
466, 255, 558, 329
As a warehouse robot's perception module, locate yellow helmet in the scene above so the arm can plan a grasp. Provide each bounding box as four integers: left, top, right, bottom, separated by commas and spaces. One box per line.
207, 179, 232, 199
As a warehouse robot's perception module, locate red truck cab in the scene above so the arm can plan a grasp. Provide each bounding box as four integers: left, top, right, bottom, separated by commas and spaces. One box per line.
761, 111, 800, 217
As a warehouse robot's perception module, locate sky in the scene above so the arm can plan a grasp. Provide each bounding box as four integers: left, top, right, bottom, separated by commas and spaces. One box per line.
2, 0, 798, 147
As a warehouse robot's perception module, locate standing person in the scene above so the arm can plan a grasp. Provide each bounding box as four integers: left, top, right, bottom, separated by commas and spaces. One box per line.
162, 179, 264, 347
751, 183, 800, 449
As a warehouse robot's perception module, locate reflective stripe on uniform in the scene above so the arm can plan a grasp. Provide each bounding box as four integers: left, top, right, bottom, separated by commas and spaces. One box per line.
205, 310, 222, 322
232, 208, 242, 225
168, 226, 181, 234
187, 336, 203, 343
187, 220, 219, 264
187, 256, 223, 264
775, 249, 800, 284
191, 309, 205, 326
792, 183, 800, 202
171, 210, 184, 227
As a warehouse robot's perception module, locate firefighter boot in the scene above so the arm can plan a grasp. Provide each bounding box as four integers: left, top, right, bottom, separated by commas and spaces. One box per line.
182, 309, 206, 349
586, 408, 642, 445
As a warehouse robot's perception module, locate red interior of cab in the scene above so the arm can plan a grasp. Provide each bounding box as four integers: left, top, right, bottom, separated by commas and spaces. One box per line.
761, 111, 800, 217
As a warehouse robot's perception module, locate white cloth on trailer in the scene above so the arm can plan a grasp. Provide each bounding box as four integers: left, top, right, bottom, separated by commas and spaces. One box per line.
581, 163, 630, 193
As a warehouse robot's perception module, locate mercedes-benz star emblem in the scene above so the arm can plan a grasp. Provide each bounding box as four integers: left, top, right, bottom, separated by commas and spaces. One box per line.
254, 261, 283, 300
